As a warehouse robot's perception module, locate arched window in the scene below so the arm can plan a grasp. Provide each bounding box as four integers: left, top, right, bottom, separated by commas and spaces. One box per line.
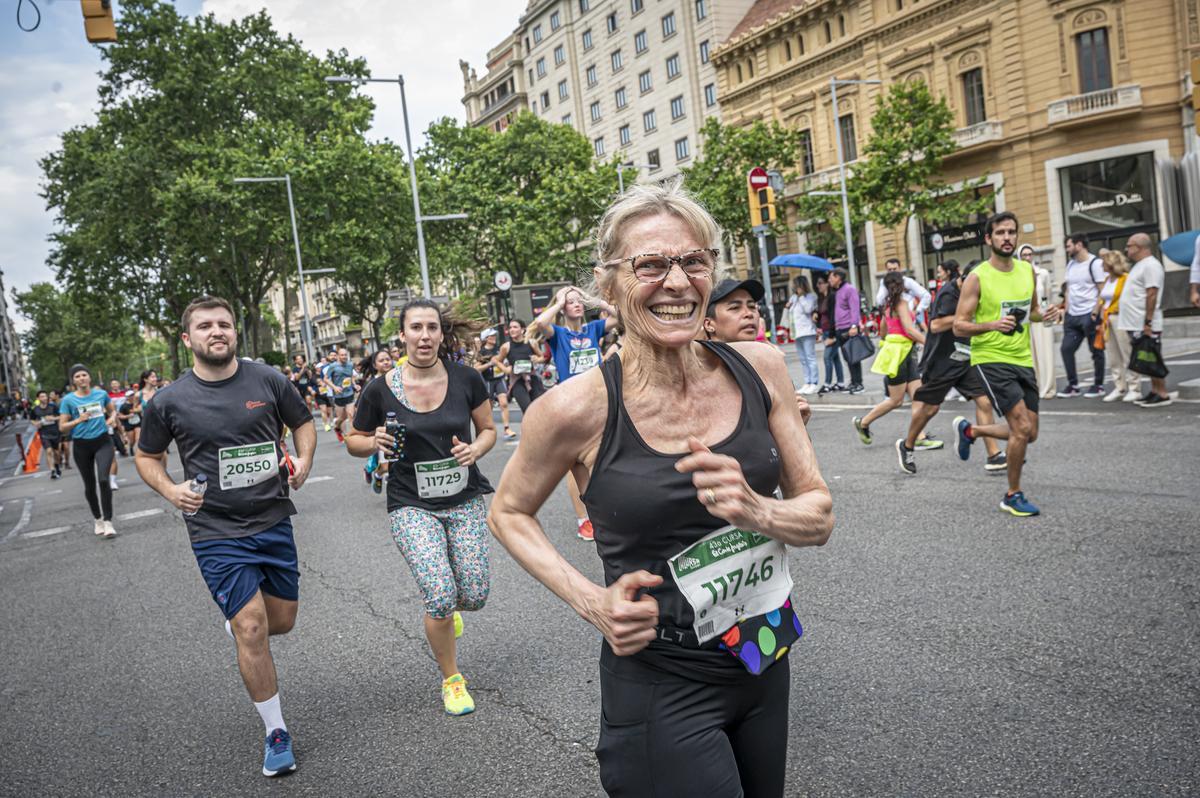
798, 35, 805, 55
823, 21, 832, 43
736, 64, 743, 83
838, 14, 846, 37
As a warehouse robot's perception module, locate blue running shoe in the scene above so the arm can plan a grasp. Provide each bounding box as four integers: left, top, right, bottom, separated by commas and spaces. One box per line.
262, 728, 296, 777
953, 416, 974, 461
999, 491, 1040, 517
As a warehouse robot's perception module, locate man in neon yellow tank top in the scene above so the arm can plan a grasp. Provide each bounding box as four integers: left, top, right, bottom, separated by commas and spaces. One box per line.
952, 212, 1062, 517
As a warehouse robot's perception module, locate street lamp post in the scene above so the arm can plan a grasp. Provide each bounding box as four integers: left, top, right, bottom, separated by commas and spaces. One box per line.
325, 75, 468, 300
822, 76, 882, 289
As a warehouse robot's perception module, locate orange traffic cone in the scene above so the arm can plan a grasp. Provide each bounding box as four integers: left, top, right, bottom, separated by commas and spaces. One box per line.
23, 434, 42, 473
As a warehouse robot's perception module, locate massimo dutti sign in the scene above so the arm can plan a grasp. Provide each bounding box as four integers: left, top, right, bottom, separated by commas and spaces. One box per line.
1060, 153, 1158, 234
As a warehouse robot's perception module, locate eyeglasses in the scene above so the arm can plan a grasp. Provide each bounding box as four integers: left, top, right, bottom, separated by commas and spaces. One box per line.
605, 248, 718, 284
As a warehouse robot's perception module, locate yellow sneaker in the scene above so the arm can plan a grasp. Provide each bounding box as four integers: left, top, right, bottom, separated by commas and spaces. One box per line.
442, 673, 475, 716
453, 611, 464, 639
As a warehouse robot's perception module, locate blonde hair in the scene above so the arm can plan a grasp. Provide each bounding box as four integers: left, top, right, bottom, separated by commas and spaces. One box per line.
1100, 249, 1130, 276
590, 180, 724, 298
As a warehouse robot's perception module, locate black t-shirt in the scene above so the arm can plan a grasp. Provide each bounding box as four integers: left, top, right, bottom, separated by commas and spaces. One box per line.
32, 403, 60, 436
353, 362, 494, 513
477, 345, 501, 381
138, 361, 313, 543
920, 281, 970, 372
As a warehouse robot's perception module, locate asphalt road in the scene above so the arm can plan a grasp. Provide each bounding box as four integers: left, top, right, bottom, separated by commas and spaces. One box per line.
0, 377, 1197, 797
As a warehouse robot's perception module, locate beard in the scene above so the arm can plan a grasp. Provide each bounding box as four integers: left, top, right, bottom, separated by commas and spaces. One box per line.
990, 242, 1015, 259
192, 341, 236, 368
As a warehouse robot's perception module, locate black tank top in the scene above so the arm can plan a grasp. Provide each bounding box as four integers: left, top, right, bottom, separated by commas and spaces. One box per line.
583, 340, 781, 681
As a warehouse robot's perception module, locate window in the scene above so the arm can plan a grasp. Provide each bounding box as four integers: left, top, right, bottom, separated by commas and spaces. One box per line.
612, 49, 623, 71
675, 136, 690, 161
615, 86, 628, 108
747, 58, 754, 78
550, 10, 561, 30
559, 79, 570, 100
630, 0, 643, 14
594, 137, 605, 157
579, 0, 589, 11
838, 114, 858, 161
533, 24, 542, 44
586, 64, 598, 86
590, 101, 602, 122
799, 35, 805, 55
962, 68, 986, 125
662, 12, 676, 38
555, 45, 565, 66
643, 108, 657, 131
799, 130, 814, 174
838, 14, 846, 37
528, 68, 534, 84
607, 12, 618, 33
784, 40, 791, 61
666, 54, 681, 79
639, 70, 653, 93
670, 95, 685, 120
525, 37, 531, 51
695, 0, 707, 20
531, 99, 538, 114
536, 58, 546, 78
562, 113, 573, 126
704, 83, 716, 107
635, 29, 648, 53
583, 29, 593, 50
647, 148, 661, 170
699, 40, 710, 64
619, 124, 632, 146
1076, 28, 1112, 93
823, 21, 831, 43
736, 64, 743, 83
541, 90, 551, 109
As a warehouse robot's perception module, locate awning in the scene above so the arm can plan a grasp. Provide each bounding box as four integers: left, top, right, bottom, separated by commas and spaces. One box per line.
1161, 230, 1199, 267
769, 253, 835, 272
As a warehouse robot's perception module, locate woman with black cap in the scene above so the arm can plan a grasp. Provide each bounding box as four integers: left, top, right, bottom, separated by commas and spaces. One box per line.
58, 364, 118, 538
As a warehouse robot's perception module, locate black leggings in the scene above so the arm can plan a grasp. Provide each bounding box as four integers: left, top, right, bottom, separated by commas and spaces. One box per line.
508, 375, 546, 413
595, 644, 790, 797
73, 435, 114, 521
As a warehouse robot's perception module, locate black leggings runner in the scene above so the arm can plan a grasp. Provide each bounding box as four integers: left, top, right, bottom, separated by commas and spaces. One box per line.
73, 435, 114, 521
509, 374, 546, 413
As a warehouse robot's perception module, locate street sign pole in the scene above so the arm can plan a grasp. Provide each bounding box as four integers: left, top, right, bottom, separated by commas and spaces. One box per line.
754, 224, 775, 341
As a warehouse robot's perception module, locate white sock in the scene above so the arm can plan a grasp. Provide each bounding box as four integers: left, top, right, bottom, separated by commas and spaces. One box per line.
109, 475, 119, 488
577, 517, 587, 528
224, 619, 234, 641
254, 693, 286, 733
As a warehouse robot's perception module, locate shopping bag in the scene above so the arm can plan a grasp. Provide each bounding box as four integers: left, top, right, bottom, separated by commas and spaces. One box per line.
842, 333, 874, 366
1128, 333, 1168, 378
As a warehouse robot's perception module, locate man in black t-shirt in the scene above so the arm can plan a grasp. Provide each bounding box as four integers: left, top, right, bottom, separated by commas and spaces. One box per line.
895, 261, 1003, 475
135, 295, 315, 778
31, 390, 63, 478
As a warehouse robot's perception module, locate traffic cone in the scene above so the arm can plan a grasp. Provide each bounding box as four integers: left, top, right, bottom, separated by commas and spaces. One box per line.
23, 434, 42, 473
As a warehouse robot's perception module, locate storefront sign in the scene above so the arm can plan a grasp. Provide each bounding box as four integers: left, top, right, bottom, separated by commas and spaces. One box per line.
1060, 153, 1157, 235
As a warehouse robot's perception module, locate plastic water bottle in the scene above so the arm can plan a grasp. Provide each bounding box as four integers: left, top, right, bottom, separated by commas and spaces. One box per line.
384, 412, 404, 462
183, 473, 208, 517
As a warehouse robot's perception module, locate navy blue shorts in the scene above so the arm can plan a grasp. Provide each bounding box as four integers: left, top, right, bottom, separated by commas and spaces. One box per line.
191, 517, 300, 620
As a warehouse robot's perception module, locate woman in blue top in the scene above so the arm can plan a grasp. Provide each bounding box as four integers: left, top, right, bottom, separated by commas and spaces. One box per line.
531, 285, 620, 542
58, 364, 119, 538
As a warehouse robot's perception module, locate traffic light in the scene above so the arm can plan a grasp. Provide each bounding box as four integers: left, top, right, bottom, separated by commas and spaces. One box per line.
747, 186, 777, 226
1193, 57, 1200, 132
81, 0, 117, 44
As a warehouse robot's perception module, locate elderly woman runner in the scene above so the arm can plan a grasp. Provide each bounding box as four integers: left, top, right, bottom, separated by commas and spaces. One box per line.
489, 184, 833, 798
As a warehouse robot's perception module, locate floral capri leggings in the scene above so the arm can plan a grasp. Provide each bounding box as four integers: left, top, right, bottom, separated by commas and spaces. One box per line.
388, 496, 490, 620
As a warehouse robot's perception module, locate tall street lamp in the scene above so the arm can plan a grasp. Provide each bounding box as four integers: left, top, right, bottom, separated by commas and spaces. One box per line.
325, 75, 467, 300
233, 175, 335, 364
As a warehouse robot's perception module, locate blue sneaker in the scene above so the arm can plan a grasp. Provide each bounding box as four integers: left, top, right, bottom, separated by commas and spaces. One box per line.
999, 491, 1040, 517
262, 728, 296, 777
953, 416, 974, 461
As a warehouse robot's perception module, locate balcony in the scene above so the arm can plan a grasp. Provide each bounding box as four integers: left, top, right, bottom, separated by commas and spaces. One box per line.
952, 120, 1004, 149
787, 163, 854, 196
1047, 85, 1141, 126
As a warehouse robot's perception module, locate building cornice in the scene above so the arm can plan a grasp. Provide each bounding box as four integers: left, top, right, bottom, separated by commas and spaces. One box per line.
720, 41, 864, 104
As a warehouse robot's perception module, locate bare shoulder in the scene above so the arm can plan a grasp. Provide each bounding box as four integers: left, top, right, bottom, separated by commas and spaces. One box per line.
522, 367, 608, 443
727, 341, 791, 397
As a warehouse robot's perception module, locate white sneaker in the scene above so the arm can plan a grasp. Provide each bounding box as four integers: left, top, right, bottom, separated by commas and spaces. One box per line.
101, 520, 116, 538
800, 383, 817, 395
109, 476, 120, 490
93, 519, 105, 536
1122, 388, 1141, 403
1102, 388, 1124, 402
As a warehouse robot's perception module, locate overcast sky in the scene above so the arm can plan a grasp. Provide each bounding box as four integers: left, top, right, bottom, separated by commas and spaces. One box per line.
0, 0, 526, 328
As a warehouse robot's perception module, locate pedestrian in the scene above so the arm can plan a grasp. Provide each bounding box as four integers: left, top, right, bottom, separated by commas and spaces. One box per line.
346, 299, 497, 716
58, 364, 119, 537
1096, 249, 1136, 402
1119, 233, 1171, 407
815, 274, 845, 393
953, 211, 1062, 517
784, 275, 820, 393
830, 268, 865, 394
853, 271, 926, 446
135, 295, 315, 777
489, 182, 833, 797
1019, 245, 1058, 400
1057, 233, 1106, 397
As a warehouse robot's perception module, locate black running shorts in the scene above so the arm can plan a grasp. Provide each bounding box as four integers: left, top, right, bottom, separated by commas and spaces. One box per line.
885, 346, 920, 387
914, 360, 985, 405
974, 363, 1039, 416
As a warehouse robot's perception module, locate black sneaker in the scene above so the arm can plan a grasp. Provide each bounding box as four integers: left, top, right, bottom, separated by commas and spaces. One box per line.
985, 451, 1007, 472
1136, 393, 1173, 408
832, 383, 847, 392
1056, 385, 1082, 398
895, 439, 916, 475
847, 383, 865, 395
817, 384, 834, 395
1082, 385, 1105, 398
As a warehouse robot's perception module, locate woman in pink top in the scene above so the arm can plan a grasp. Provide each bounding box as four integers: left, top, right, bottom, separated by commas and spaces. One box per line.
853, 272, 928, 445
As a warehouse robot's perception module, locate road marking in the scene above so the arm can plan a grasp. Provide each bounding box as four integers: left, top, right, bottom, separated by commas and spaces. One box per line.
115, 508, 165, 521
1166, 359, 1200, 365
306, 475, 334, 483
2, 498, 34, 542
24, 525, 72, 539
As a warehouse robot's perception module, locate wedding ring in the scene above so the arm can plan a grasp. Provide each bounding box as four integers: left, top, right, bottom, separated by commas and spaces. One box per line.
705, 488, 717, 506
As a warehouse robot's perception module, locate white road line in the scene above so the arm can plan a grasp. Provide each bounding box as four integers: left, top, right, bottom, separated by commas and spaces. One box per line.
115, 508, 165, 521
2, 498, 34, 542
306, 475, 334, 483
24, 525, 72, 539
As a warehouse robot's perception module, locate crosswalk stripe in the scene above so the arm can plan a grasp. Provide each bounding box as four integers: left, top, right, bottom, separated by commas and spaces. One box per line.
115, 508, 165, 521
24, 525, 72, 539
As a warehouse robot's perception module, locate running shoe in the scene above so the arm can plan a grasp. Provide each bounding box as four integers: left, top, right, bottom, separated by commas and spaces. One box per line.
852, 417, 872, 445
577, 519, 595, 541
323, 423, 331, 432
453, 611, 464, 639
953, 416, 974, 461
1102, 388, 1124, 402
999, 491, 1040, 517
1056, 385, 1082, 398
895, 440, 916, 475
503, 428, 517, 440
372, 472, 384, 494
1083, 385, 1105, 398
1135, 393, 1173, 408
847, 383, 865, 395
109, 477, 120, 491
817, 384, 834, 395
1121, 388, 1141, 403
50, 469, 59, 480
101, 521, 116, 538
985, 452, 1007, 472
442, 673, 475, 716
913, 436, 944, 451
335, 429, 345, 443
262, 728, 297, 776
93, 519, 105, 536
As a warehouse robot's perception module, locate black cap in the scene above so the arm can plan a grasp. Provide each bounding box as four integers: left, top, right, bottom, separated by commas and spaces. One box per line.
67, 363, 89, 381
708, 278, 764, 310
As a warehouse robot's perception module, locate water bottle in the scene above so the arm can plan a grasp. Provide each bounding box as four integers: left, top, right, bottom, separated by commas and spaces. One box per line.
384, 412, 405, 462
183, 473, 207, 517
